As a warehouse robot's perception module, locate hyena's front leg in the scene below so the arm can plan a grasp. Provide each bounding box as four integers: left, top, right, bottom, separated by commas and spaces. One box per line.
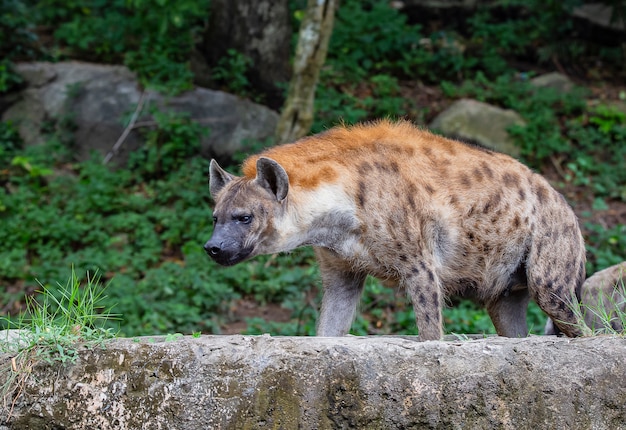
405, 264, 444, 341
315, 248, 366, 336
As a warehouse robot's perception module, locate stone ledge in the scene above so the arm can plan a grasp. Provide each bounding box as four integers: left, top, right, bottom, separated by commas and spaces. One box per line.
2, 335, 625, 429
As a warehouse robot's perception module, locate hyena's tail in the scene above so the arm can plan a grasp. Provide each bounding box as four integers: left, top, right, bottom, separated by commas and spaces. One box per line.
545, 261, 626, 335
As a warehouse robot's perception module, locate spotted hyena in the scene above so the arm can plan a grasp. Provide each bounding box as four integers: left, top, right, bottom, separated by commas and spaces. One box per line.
205, 120, 588, 340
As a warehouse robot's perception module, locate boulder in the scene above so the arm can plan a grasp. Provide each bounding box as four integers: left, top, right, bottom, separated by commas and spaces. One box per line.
429, 98, 525, 157
0, 62, 279, 166
530, 72, 575, 93
1, 335, 625, 429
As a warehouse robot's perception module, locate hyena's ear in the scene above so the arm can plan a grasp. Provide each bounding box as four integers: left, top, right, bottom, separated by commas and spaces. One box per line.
209, 159, 235, 198
255, 157, 289, 202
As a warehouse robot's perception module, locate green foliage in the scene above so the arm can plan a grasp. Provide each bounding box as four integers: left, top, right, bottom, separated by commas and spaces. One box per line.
566, 274, 626, 337
0, 121, 23, 167
314, 0, 431, 130
579, 276, 626, 336
0, 60, 24, 94
328, 0, 425, 80
466, 1, 581, 75
1, 267, 117, 411
129, 108, 209, 179
211, 49, 254, 97
0, 267, 118, 363
0, 130, 323, 337
313, 72, 414, 132
36, 0, 208, 93
0, 0, 37, 92
564, 105, 626, 200
585, 224, 626, 274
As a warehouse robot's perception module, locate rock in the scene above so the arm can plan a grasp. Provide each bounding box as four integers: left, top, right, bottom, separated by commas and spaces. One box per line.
545, 261, 626, 335
530, 72, 574, 93
0, 62, 279, 166
572, 3, 626, 32
429, 98, 525, 157
1, 335, 625, 429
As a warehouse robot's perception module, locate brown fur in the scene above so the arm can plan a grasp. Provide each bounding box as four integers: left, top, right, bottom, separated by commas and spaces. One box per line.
207, 120, 589, 340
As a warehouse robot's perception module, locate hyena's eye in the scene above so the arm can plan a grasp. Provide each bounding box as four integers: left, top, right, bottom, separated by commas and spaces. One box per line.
235, 215, 253, 224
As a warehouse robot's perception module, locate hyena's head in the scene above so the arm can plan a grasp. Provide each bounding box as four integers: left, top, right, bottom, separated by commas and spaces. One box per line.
204, 157, 289, 266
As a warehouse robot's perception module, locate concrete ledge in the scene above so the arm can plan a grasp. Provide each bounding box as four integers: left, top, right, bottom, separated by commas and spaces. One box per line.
2, 335, 625, 429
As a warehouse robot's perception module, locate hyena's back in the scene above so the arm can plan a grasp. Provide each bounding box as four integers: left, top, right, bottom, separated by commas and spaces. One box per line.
239, 120, 587, 338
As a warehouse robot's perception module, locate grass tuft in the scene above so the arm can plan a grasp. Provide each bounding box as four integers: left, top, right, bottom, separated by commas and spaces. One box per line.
1, 267, 118, 418
580, 276, 626, 336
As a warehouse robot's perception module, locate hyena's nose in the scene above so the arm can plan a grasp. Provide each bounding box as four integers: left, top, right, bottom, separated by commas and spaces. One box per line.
203, 241, 221, 257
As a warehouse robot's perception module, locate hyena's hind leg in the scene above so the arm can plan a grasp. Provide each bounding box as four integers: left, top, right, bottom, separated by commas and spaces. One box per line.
315, 248, 366, 336
527, 238, 589, 337
404, 262, 445, 341
486, 287, 530, 338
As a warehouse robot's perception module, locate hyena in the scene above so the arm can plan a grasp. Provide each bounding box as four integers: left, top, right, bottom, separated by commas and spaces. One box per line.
545, 261, 626, 335
205, 120, 588, 340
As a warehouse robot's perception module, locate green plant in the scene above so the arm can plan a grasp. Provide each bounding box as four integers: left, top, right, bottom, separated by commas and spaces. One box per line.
10, 156, 53, 179
164, 332, 183, 341
312, 72, 412, 132
0, 121, 22, 169
0, 60, 23, 94
0, 0, 37, 93
564, 105, 626, 200
558, 276, 626, 337
129, 108, 209, 179
580, 276, 626, 335
584, 223, 626, 274
212, 49, 254, 97
328, 0, 425, 80
1, 267, 117, 416
1, 267, 118, 360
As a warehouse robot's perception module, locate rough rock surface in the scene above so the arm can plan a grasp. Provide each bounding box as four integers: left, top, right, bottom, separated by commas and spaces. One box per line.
429, 98, 525, 157
2, 335, 625, 429
0, 62, 278, 165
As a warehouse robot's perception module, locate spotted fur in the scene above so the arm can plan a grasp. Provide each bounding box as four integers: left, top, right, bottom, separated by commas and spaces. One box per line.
206, 120, 589, 340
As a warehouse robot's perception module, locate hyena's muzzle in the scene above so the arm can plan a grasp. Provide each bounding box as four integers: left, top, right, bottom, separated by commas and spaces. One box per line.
204, 223, 254, 266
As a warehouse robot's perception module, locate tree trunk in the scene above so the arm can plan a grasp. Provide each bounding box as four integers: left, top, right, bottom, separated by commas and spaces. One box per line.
275, 0, 337, 144
196, 0, 291, 110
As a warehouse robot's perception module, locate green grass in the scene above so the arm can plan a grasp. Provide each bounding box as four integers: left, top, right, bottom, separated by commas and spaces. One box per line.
578, 276, 626, 336
1, 267, 118, 416
1, 267, 118, 363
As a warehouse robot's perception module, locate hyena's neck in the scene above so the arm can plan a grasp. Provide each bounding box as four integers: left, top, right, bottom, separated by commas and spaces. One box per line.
275, 183, 362, 255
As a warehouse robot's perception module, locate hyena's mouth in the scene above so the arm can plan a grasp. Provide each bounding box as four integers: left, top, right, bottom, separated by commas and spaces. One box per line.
206, 245, 254, 267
